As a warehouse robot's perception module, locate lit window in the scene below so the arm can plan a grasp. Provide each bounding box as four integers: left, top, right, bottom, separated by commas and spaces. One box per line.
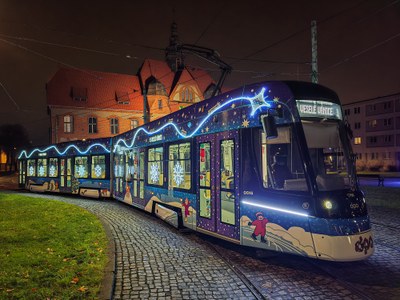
110, 118, 119, 135
148, 147, 163, 186
74, 156, 88, 178
158, 99, 163, 109
168, 142, 191, 190
37, 158, 48, 177
63, 115, 73, 133
354, 137, 362, 145
180, 87, 194, 102
27, 159, 36, 176
49, 158, 58, 177
91, 155, 106, 179
130, 119, 139, 130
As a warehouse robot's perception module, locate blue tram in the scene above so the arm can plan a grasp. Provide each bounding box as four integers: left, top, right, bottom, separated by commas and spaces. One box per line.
18, 138, 111, 198
18, 81, 373, 261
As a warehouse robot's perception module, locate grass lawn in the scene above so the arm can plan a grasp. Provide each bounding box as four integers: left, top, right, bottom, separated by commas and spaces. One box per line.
361, 186, 400, 209
0, 193, 108, 299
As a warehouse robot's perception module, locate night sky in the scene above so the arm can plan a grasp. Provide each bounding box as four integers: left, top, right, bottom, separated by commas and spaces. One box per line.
0, 0, 399, 145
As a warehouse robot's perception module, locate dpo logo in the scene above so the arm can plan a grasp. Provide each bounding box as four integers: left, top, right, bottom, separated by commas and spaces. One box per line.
355, 236, 374, 254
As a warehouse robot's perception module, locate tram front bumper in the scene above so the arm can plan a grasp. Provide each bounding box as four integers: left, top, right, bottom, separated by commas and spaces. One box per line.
311, 230, 374, 261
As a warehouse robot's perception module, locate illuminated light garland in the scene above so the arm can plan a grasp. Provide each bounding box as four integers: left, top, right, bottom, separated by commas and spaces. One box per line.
19, 87, 277, 159
114, 87, 275, 151
28, 166, 34, 176
38, 166, 45, 177
242, 200, 309, 217
19, 143, 110, 160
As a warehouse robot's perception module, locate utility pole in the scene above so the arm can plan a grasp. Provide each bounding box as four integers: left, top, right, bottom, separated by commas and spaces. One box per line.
311, 20, 318, 83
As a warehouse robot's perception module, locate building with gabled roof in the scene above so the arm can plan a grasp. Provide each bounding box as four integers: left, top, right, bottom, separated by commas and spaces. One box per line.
46, 22, 229, 143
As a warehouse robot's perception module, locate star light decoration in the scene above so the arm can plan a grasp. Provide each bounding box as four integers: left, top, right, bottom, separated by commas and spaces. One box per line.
49, 165, 56, 177
77, 165, 86, 177
173, 162, 184, 186
150, 163, 160, 183
38, 166, 45, 177
94, 165, 102, 178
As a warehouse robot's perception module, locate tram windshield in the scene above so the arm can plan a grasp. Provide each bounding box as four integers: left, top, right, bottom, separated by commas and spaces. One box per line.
302, 120, 354, 191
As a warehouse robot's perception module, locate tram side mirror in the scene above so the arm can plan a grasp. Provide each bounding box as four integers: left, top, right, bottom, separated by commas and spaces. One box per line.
261, 115, 278, 139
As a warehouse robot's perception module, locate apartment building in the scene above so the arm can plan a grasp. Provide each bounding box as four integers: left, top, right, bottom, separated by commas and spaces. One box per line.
343, 92, 400, 171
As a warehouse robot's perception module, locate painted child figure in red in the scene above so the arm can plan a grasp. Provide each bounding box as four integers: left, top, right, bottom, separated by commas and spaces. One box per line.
248, 212, 268, 243
182, 198, 190, 222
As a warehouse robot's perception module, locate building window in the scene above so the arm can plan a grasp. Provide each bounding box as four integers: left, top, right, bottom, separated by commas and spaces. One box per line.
180, 87, 194, 102
371, 153, 379, 160
130, 119, 139, 130
369, 136, 377, 144
71, 87, 87, 101
354, 107, 360, 114
384, 135, 392, 142
110, 118, 119, 135
383, 101, 391, 109
368, 120, 377, 128
354, 122, 361, 129
115, 91, 130, 105
354, 137, 362, 145
356, 153, 362, 160
158, 99, 163, 110
63, 115, 73, 133
384, 118, 392, 126
89, 117, 97, 134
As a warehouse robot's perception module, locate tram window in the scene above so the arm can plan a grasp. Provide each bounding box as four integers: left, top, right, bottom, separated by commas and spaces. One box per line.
199, 142, 211, 219
125, 151, 132, 181
49, 158, 59, 177
37, 158, 48, 177
148, 147, 164, 186
27, 159, 36, 176
92, 155, 106, 179
114, 152, 124, 178
74, 156, 89, 178
139, 151, 144, 199
220, 139, 235, 225
168, 142, 191, 190
262, 128, 308, 191
67, 158, 72, 187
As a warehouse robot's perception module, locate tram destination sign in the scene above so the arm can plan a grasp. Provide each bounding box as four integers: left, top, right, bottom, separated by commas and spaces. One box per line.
296, 100, 342, 120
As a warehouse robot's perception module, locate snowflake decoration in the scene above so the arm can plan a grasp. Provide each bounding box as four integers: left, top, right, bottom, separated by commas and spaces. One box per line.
28, 166, 34, 176
150, 163, 160, 183
77, 165, 86, 177
49, 166, 56, 177
38, 166, 45, 177
173, 162, 184, 186
94, 165, 102, 178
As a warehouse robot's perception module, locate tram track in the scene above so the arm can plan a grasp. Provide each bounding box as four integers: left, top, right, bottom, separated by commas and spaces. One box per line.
202, 239, 268, 300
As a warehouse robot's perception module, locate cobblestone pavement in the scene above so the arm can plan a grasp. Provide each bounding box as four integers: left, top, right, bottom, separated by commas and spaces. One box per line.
2, 187, 400, 299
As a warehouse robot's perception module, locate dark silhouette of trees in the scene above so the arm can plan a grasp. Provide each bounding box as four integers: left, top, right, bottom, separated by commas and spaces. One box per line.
0, 124, 30, 172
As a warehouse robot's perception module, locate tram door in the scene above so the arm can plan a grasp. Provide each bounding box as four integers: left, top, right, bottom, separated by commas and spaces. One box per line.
60, 158, 72, 190
197, 131, 239, 240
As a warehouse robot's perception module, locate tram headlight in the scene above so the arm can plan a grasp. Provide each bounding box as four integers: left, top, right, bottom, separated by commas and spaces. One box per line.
323, 199, 333, 210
